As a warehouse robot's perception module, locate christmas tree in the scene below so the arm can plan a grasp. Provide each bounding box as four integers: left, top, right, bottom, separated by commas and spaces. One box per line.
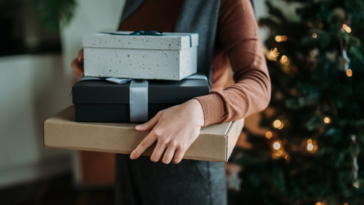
227, 1, 364, 204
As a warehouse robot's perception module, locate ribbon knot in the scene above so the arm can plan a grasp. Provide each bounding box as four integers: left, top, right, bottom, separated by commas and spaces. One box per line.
101, 30, 163, 36
130, 30, 163, 36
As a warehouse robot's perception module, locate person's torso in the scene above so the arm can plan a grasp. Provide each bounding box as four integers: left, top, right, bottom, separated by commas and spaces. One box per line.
119, 0, 230, 91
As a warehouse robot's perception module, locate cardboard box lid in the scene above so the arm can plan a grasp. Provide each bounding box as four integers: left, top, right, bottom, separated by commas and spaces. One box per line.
83, 32, 199, 51
72, 77, 209, 104
44, 106, 244, 162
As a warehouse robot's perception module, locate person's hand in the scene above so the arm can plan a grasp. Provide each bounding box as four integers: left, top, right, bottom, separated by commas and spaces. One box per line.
131, 99, 205, 164
71, 49, 84, 79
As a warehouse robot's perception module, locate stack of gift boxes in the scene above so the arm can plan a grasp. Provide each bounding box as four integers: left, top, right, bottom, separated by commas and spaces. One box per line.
72, 31, 210, 123
43, 31, 244, 162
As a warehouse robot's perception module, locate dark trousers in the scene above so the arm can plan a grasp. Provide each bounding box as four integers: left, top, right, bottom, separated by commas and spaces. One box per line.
115, 154, 226, 205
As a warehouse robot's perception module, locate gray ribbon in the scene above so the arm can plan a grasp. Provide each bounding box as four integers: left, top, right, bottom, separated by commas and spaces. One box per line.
129, 80, 148, 122
74, 75, 208, 122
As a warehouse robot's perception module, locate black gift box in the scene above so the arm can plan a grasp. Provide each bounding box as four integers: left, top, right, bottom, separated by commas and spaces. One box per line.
72, 77, 210, 122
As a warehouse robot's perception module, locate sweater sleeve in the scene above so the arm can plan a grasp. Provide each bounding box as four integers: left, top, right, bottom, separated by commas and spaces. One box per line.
195, 0, 271, 126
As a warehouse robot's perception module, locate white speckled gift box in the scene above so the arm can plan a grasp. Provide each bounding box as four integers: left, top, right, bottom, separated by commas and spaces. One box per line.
82, 32, 199, 80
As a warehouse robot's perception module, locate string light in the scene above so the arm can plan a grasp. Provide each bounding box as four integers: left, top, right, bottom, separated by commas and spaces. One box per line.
312, 33, 317, 38
353, 181, 360, 188
305, 139, 318, 152
281, 66, 290, 74
316, 202, 322, 205
346, 69, 352, 77
267, 48, 279, 61
307, 22, 313, 27
344, 203, 348, 205
342, 24, 352, 33
307, 139, 314, 151
265, 131, 273, 139
284, 154, 290, 161
272, 153, 280, 160
273, 142, 281, 150
324, 117, 331, 124
280, 55, 288, 64
273, 120, 284, 129
275, 35, 287, 42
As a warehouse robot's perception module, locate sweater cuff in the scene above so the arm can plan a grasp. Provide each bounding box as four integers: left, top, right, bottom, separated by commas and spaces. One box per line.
195, 93, 226, 127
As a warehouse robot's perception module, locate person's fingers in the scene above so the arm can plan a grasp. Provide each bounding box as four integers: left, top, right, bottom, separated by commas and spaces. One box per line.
150, 138, 168, 162
130, 134, 157, 160
77, 49, 84, 62
173, 143, 188, 164
135, 112, 161, 131
173, 129, 199, 164
77, 72, 83, 79
71, 59, 80, 76
162, 142, 177, 164
71, 58, 78, 69
71, 59, 84, 79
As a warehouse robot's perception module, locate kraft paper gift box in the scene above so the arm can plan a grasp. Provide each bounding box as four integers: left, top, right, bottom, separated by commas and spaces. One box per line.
83, 31, 199, 80
72, 75, 209, 123
44, 106, 244, 162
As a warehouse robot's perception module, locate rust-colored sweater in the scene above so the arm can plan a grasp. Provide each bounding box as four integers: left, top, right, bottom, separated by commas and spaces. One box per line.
120, 0, 271, 126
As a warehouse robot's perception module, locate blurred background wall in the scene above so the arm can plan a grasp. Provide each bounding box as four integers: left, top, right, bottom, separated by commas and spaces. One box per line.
0, 0, 124, 188
0, 0, 72, 188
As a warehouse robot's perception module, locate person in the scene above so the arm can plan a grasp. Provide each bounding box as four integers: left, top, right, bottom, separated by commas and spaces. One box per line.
71, 0, 271, 204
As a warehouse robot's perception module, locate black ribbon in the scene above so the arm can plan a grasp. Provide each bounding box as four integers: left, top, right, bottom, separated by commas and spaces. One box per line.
100, 30, 163, 36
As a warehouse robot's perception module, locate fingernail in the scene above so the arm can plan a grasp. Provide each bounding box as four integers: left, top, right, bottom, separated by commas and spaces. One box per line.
130, 153, 136, 159
135, 124, 143, 129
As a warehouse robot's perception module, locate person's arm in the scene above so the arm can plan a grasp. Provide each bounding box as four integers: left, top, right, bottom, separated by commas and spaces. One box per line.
195, 0, 271, 126
131, 0, 270, 164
